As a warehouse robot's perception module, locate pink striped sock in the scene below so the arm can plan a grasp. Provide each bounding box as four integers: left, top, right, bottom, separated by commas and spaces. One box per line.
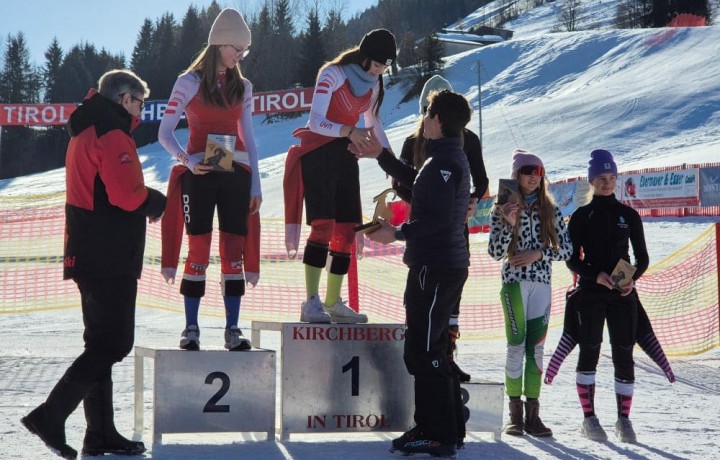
576, 383, 596, 417
545, 333, 577, 384
616, 393, 633, 418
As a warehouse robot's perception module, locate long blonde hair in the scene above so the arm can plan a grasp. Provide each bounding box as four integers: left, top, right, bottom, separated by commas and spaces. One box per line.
507, 175, 560, 256
182, 44, 245, 107
319, 47, 384, 117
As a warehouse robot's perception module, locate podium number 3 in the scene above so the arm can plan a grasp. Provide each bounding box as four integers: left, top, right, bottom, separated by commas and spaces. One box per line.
342, 356, 360, 396
203, 371, 230, 413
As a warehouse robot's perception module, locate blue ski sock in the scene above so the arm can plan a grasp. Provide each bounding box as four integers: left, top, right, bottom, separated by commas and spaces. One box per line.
184, 296, 201, 327
224, 296, 241, 328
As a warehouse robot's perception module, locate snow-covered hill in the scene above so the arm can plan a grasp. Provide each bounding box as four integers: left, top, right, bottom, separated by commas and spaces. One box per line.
4, 22, 718, 262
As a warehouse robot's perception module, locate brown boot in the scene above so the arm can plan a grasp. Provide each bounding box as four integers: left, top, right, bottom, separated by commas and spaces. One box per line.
504, 399, 524, 436
524, 399, 553, 437
448, 325, 471, 382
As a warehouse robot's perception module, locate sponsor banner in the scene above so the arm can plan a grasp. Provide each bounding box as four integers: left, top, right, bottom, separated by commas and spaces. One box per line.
549, 180, 591, 217
699, 167, 720, 206
617, 169, 699, 208
0, 104, 76, 126
468, 198, 494, 233
0, 88, 314, 126
252, 87, 313, 115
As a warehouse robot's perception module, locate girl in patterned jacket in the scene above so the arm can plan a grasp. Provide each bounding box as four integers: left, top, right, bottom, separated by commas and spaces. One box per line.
488, 149, 572, 437
283, 29, 396, 324
158, 8, 261, 351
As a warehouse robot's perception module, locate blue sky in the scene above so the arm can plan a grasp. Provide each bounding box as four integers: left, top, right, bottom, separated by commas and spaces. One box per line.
0, 0, 378, 65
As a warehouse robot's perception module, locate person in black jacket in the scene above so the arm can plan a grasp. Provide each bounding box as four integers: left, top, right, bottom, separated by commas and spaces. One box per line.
355, 90, 472, 458
21, 69, 166, 459
565, 149, 649, 444
393, 75, 488, 383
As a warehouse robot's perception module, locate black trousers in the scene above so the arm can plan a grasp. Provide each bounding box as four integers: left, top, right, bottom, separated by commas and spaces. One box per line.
71, 276, 138, 382
403, 265, 468, 443
575, 287, 638, 382
44, 276, 138, 421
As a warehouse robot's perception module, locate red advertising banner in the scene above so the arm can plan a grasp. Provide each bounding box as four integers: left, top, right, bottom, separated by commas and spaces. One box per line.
0, 104, 76, 126
0, 87, 314, 126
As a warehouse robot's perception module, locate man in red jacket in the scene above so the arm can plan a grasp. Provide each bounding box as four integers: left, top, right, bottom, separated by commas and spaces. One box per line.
21, 69, 166, 459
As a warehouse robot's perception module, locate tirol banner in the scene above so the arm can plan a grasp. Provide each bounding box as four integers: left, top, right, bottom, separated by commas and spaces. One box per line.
617, 168, 700, 208
0, 104, 76, 126
699, 167, 720, 206
0, 87, 314, 126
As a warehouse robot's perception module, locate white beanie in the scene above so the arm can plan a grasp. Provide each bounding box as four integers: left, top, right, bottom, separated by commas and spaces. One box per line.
208, 8, 251, 49
419, 75, 453, 114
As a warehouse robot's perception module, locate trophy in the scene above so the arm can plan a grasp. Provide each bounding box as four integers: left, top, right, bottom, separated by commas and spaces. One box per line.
354, 188, 397, 234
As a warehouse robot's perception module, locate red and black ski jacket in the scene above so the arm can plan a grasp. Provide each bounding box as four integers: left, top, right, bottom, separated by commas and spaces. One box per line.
63, 90, 166, 280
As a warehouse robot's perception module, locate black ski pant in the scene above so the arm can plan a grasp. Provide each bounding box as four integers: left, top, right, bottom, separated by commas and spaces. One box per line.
575, 287, 638, 382
403, 265, 468, 444
44, 276, 138, 421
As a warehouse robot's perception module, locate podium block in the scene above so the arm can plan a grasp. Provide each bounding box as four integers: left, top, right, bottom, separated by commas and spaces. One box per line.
251, 321, 504, 440
257, 322, 412, 438
134, 346, 275, 444
460, 381, 504, 440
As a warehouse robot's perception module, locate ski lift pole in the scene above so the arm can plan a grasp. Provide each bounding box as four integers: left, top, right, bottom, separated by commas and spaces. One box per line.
476, 60, 482, 146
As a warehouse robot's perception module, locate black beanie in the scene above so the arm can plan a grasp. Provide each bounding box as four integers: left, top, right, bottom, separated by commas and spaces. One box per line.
359, 29, 397, 66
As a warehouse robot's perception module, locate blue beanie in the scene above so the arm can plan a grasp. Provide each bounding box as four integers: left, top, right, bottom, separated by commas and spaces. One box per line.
588, 149, 617, 182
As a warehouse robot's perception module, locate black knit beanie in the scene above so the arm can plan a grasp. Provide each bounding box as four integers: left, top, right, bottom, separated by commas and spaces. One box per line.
359, 29, 397, 66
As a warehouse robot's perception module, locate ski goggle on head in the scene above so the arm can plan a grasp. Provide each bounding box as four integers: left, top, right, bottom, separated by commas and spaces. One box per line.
518, 165, 544, 176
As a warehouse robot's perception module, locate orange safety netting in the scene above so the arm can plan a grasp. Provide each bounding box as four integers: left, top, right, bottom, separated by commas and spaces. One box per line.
1, 193, 718, 356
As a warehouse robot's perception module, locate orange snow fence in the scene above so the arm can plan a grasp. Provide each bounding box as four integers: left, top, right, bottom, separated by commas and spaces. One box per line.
1, 192, 719, 356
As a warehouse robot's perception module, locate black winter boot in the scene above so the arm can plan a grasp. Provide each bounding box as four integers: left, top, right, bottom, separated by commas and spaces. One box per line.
448, 325, 471, 382
21, 404, 78, 459
524, 398, 553, 437
504, 398, 524, 436
21, 370, 91, 460
81, 377, 146, 456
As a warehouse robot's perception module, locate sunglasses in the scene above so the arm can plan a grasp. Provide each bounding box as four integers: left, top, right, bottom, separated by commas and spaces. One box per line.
519, 165, 544, 176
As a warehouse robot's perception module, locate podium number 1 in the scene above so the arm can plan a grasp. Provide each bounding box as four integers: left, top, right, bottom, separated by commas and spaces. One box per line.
203, 371, 230, 413
342, 356, 360, 396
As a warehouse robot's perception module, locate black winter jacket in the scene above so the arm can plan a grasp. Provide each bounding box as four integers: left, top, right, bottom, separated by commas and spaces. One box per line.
377, 137, 470, 269
566, 194, 649, 290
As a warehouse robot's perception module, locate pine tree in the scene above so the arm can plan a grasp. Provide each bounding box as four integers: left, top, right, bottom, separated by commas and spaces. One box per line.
0, 32, 42, 178
418, 33, 444, 77
38, 38, 68, 174
177, 6, 205, 70
0, 32, 41, 103
397, 31, 418, 69
651, 0, 672, 26
200, 1, 223, 31
149, 13, 178, 100
43, 38, 63, 103
243, 2, 273, 91
296, 8, 325, 87
322, 8, 348, 61
131, 19, 155, 79
270, 0, 297, 89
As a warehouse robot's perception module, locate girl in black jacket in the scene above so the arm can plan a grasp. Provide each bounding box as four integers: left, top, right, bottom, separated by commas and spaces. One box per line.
565, 149, 649, 444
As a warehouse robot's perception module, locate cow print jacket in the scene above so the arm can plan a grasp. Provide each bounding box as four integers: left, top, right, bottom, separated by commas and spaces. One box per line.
488, 201, 573, 284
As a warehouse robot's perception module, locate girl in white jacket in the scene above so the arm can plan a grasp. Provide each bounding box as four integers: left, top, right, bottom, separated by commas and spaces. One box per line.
488, 149, 572, 437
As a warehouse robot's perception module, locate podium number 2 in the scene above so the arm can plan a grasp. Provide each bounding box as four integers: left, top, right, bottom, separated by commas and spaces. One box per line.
203, 371, 230, 413
342, 356, 360, 396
